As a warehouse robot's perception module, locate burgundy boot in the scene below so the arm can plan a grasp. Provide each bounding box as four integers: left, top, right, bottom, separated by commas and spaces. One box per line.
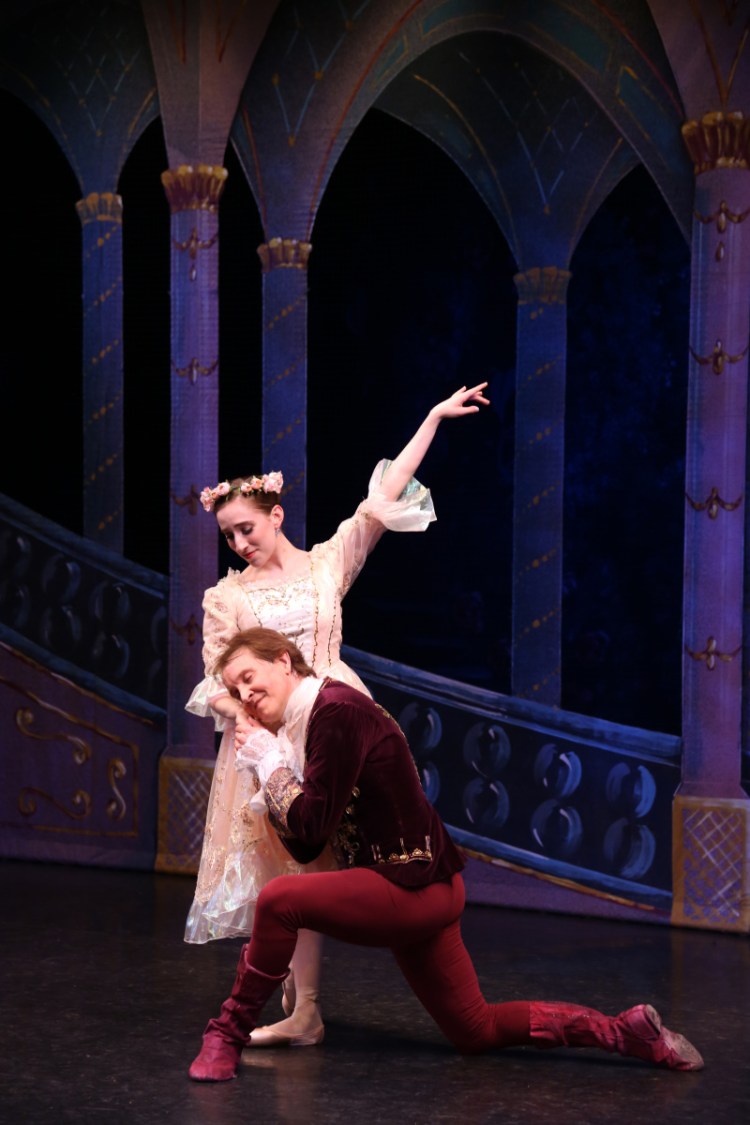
189, 945, 289, 1082
529, 1001, 703, 1071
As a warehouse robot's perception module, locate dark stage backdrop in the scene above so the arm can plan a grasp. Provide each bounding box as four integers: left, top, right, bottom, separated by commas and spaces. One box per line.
1, 96, 688, 736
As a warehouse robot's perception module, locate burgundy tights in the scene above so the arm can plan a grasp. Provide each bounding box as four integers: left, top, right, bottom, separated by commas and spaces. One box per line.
248, 869, 530, 1053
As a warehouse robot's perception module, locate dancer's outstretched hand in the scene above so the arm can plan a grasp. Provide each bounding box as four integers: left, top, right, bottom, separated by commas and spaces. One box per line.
428, 382, 490, 421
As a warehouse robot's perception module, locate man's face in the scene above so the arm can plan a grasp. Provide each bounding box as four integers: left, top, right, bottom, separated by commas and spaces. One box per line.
222, 648, 294, 728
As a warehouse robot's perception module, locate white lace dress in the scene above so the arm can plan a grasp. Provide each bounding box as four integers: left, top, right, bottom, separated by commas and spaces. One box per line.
183, 460, 436, 942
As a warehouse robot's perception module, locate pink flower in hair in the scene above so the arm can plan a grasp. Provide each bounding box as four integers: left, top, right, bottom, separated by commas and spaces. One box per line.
200, 472, 283, 513
263, 471, 284, 493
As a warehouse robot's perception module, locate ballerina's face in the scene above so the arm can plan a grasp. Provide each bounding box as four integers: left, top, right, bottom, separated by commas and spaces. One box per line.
221, 648, 295, 726
216, 496, 282, 570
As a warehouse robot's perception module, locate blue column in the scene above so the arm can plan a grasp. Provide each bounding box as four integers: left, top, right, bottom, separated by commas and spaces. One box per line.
257, 237, 312, 547
511, 266, 571, 707
672, 114, 750, 932
76, 191, 125, 551
162, 163, 226, 755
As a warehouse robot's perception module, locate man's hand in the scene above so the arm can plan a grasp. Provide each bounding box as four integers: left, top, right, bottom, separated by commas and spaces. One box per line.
234, 705, 264, 744
235, 726, 290, 788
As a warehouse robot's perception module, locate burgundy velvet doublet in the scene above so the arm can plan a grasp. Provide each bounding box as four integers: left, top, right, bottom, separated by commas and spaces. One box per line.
266, 680, 464, 887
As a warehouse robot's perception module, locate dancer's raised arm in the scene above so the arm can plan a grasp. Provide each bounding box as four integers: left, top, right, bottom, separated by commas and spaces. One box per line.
378, 382, 489, 502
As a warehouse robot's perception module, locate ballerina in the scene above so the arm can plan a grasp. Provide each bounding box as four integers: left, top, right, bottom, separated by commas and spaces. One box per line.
184, 382, 490, 1047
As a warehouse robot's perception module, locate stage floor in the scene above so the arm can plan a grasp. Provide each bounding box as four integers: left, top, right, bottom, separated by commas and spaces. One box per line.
2, 858, 747, 1124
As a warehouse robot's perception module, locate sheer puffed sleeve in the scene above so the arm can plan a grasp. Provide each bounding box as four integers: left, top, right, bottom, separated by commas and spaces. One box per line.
184, 576, 240, 730
313, 459, 436, 598
362, 457, 436, 533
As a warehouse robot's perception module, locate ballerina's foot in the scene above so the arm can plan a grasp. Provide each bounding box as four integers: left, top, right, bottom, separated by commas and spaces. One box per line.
248, 998, 324, 1049
248, 1011, 324, 1048
281, 972, 296, 1018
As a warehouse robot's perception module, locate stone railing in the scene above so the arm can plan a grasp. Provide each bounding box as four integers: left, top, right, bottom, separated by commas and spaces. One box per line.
0, 493, 168, 714
345, 645, 682, 912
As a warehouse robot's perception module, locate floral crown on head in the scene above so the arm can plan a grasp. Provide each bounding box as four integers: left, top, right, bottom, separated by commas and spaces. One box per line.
199, 471, 284, 512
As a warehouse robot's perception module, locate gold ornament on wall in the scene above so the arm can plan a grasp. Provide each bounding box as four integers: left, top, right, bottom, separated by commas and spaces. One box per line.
171, 357, 219, 384
170, 486, 203, 516
694, 199, 749, 260
685, 636, 741, 670
172, 226, 219, 281
171, 613, 201, 646
685, 486, 743, 518
689, 338, 748, 375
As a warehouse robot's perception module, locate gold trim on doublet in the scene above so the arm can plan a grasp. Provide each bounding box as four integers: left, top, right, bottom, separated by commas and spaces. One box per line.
265, 768, 303, 838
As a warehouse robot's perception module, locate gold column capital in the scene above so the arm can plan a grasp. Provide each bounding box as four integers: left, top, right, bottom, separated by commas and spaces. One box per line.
257, 237, 313, 272
75, 192, 123, 225
514, 266, 571, 305
681, 111, 750, 174
161, 164, 228, 214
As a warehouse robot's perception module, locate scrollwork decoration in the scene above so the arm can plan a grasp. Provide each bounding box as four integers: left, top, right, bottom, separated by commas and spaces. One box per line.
15, 707, 92, 763
19, 786, 92, 819
106, 758, 127, 821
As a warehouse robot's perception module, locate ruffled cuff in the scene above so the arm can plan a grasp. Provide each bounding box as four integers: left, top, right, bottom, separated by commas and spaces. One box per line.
234, 728, 279, 773
185, 674, 232, 732
236, 729, 297, 814
363, 457, 436, 532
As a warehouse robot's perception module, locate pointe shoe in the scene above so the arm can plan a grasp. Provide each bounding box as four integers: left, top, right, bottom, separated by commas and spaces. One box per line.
249, 1022, 325, 1047
615, 1005, 704, 1071
248, 1004, 325, 1049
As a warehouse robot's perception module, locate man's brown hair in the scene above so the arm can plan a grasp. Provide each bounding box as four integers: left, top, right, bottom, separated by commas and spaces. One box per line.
212, 627, 316, 680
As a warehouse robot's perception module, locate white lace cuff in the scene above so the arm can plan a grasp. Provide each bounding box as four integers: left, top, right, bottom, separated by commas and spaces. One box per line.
234, 728, 280, 774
